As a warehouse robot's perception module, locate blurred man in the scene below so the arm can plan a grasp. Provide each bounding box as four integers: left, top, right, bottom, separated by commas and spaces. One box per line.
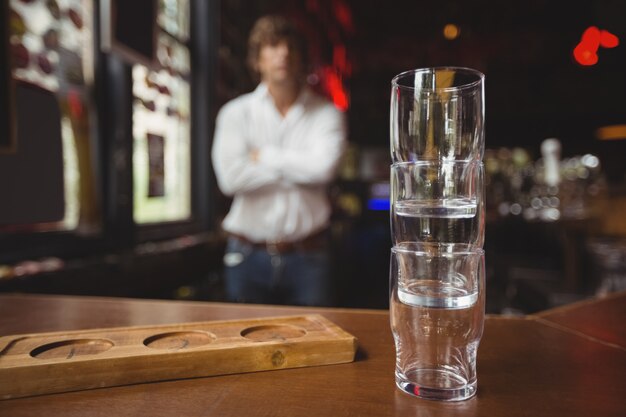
211, 15, 347, 306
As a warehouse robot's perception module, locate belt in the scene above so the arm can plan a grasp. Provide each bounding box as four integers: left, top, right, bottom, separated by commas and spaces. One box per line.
229, 229, 328, 255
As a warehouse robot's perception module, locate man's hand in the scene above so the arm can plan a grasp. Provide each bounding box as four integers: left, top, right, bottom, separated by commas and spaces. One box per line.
250, 148, 260, 162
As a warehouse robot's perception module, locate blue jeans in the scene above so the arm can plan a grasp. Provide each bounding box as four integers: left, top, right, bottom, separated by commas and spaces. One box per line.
223, 236, 332, 306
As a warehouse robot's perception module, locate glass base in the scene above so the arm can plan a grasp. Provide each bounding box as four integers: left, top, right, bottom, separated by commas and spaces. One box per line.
396, 368, 477, 401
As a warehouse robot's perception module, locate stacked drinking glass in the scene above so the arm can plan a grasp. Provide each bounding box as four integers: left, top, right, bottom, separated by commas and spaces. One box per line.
388, 67, 486, 401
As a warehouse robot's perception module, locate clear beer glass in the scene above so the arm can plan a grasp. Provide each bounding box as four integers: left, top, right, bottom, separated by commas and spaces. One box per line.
390, 67, 485, 163
390, 243, 485, 401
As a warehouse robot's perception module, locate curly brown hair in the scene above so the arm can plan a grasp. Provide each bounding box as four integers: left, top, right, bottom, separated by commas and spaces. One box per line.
247, 15, 308, 81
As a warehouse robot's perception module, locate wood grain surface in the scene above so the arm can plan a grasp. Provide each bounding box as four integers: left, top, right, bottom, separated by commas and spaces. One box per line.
535, 290, 626, 350
0, 314, 357, 399
0, 293, 624, 417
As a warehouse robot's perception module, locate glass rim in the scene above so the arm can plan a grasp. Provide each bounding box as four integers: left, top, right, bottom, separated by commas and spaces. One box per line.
391, 66, 484, 93
391, 160, 484, 168
392, 243, 485, 257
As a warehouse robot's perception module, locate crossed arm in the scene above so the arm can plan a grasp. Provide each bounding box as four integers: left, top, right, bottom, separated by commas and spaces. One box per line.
212, 104, 347, 196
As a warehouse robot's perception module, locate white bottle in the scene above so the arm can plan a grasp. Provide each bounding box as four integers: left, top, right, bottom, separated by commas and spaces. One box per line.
541, 138, 561, 187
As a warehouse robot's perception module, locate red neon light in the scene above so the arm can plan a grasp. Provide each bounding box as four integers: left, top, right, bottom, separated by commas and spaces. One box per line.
581, 26, 601, 49
573, 44, 598, 66
333, 45, 347, 74
600, 30, 619, 48
333, 1, 354, 34
321, 66, 349, 111
573, 26, 620, 66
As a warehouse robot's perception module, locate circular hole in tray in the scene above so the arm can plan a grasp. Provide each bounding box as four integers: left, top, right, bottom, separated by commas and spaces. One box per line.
240, 325, 307, 342
30, 339, 114, 360
143, 331, 216, 350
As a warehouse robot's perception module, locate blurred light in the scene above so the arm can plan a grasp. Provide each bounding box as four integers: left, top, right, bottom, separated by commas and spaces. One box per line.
333, 1, 355, 34
573, 43, 598, 66
306, 73, 319, 85
595, 124, 626, 141
0, 265, 13, 280
576, 167, 589, 179
443, 24, 460, 40
582, 154, 600, 168
600, 30, 619, 48
581, 26, 601, 49
337, 193, 361, 216
498, 202, 510, 217
13, 261, 40, 277
543, 208, 561, 222
370, 181, 390, 198
367, 198, 390, 211
175, 286, 194, 299
573, 26, 619, 66
321, 66, 349, 111
549, 197, 560, 208
333, 44, 349, 75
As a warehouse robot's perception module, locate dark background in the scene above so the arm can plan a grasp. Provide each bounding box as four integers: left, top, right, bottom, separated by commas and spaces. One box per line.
219, 0, 626, 170
1, 0, 624, 313
217, 0, 626, 312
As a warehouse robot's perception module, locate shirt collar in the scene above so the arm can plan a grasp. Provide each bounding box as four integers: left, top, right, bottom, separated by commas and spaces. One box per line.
253, 82, 270, 99
254, 82, 310, 108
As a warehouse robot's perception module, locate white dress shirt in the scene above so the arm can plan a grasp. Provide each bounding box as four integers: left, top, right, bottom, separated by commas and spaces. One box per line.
212, 83, 347, 243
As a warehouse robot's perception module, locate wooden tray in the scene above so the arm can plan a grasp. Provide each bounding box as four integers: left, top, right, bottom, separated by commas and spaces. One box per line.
0, 314, 357, 399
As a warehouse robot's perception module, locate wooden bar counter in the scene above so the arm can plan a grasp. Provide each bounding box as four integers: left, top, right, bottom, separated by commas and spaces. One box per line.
0, 293, 625, 417
535, 290, 626, 349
